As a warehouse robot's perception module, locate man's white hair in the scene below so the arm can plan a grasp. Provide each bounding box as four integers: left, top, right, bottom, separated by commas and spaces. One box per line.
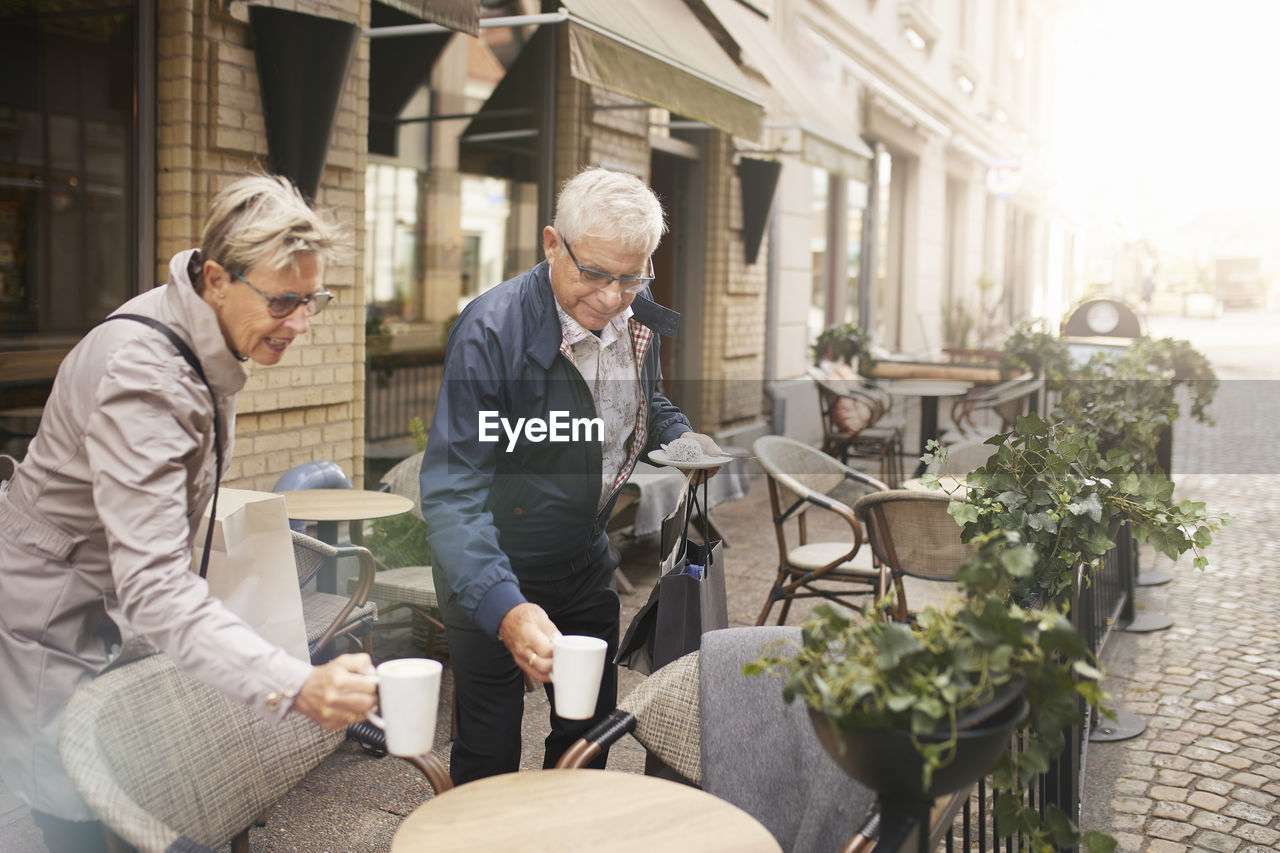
552, 167, 667, 256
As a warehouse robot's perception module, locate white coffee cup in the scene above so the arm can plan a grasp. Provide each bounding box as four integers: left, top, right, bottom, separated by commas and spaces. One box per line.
366, 657, 442, 756
551, 635, 608, 720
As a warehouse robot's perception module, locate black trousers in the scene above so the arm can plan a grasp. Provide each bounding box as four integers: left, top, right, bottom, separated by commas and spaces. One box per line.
435, 541, 621, 785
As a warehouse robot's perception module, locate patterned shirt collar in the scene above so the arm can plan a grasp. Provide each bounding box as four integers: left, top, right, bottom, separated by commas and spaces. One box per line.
555, 302, 634, 352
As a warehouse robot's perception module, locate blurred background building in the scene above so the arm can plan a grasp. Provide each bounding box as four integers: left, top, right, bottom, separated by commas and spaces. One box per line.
0, 0, 1077, 482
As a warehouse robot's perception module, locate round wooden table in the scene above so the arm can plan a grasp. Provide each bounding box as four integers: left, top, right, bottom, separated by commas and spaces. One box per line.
390, 769, 783, 853
281, 488, 413, 592
873, 379, 973, 476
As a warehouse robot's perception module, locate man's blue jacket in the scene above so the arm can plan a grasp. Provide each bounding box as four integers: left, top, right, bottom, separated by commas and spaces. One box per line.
419, 261, 691, 636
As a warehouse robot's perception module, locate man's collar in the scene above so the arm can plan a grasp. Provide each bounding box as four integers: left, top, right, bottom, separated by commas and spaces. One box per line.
555, 301, 633, 347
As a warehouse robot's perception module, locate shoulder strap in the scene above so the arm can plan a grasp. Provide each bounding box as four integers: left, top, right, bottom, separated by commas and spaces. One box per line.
101, 313, 222, 578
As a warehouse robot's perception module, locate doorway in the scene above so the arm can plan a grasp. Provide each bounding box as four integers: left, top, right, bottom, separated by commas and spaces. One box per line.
648, 144, 705, 415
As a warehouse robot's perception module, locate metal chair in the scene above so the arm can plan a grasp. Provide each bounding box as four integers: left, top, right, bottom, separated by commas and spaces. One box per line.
752, 435, 889, 626
292, 531, 378, 663
59, 649, 451, 853
948, 375, 1043, 440
809, 368, 905, 488
273, 460, 353, 533
355, 451, 446, 657
851, 489, 973, 621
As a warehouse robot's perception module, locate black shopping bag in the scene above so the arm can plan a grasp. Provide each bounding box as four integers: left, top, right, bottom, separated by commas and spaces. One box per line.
617, 471, 728, 675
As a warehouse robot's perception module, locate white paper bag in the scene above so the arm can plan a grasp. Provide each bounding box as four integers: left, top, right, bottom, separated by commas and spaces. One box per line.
192, 488, 310, 662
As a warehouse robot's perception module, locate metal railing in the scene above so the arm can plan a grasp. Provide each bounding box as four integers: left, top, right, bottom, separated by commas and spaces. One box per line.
364, 351, 444, 445
922, 525, 1134, 852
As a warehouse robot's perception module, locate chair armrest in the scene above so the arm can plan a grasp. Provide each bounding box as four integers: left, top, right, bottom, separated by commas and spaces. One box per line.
312, 544, 377, 653
347, 723, 452, 794
555, 709, 637, 770
840, 811, 880, 853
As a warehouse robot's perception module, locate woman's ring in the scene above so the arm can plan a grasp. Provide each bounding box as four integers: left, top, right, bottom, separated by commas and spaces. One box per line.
529, 651, 538, 666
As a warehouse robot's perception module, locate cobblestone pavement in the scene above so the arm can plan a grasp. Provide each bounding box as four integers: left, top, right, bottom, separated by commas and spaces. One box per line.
4, 311, 1279, 852
1078, 311, 1280, 853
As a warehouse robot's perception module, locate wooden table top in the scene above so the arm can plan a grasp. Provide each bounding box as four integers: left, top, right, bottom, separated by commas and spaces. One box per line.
280, 488, 413, 522
390, 769, 783, 853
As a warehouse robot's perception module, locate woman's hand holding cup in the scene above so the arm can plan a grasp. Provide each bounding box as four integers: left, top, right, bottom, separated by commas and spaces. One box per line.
293, 652, 377, 730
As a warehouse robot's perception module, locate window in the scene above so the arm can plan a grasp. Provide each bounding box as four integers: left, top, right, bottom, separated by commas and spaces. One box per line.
809, 171, 868, 347
809, 170, 829, 344
0, 5, 138, 340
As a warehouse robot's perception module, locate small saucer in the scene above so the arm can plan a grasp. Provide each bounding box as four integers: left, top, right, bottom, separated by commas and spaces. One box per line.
648, 449, 733, 470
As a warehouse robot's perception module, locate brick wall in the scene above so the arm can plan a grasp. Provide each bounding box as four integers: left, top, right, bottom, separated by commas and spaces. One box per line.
700, 134, 767, 431
155, 0, 369, 489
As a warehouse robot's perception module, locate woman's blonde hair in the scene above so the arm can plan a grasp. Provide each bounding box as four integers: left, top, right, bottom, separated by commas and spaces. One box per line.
194, 174, 349, 291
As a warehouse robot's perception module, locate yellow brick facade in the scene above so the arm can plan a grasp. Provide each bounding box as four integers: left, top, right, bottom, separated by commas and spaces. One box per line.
154, 0, 371, 490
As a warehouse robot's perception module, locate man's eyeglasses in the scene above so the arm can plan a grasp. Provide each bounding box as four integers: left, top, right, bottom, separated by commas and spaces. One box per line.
230, 271, 334, 318
561, 234, 655, 295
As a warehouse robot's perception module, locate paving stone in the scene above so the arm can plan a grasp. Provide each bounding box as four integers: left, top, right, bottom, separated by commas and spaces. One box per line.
1112, 830, 1145, 852
1233, 823, 1280, 846
1229, 788, 1275, 808
1112, 812, 1148, 831
1150, 784, 1190, 802
1188, 762, 1232, 780
1226, 772, 1267, 787
1220, 801, 1274, 825
1191, 830, 1242, 852
1112, 796, 1154, 815
1190, 811, 1237, 832
1149, 819, 1197, 841
1143, 842, 1187, 853
1154, 801, 1195, 820
1117, 777, 1152, 796
1182, 788, 1223, 809
1157, 769, 1196, 787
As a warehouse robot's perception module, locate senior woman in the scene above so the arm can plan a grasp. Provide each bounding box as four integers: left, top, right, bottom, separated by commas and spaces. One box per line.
0, 174, 377, 852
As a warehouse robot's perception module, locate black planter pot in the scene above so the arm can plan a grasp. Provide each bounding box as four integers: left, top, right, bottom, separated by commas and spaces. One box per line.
808, 694, 1029, 802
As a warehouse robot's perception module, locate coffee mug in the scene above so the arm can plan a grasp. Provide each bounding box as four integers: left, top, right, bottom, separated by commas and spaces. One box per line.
551, 635, 608, 720
366, 657, 442, 756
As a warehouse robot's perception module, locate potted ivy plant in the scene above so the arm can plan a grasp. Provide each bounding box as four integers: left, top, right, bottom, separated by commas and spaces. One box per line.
812, 322, 872, 369
746, 538, 1113, 852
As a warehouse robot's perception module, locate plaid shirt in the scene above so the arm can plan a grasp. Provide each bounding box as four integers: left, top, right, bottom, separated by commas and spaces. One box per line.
557, 307, 657, 511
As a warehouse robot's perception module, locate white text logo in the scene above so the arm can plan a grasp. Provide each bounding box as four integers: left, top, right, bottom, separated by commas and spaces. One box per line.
478, 411, 604, 452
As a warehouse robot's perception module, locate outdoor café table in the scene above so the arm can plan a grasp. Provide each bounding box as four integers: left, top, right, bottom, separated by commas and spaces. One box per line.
871, 378, 972, 475
281, 488, 412, 593
390, 768, 784, 853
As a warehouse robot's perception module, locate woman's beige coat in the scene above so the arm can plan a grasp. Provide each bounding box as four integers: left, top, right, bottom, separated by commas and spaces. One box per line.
0, 251, 312, 819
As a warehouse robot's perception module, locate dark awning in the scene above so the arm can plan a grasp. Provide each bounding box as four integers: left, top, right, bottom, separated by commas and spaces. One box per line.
368, 1, 454, 156
374, 0, 479, 36
697, 0, 872, 179
561, 0, 764, 141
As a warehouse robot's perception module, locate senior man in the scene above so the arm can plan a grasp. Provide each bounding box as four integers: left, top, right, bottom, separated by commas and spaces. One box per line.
420, 167, 719, 783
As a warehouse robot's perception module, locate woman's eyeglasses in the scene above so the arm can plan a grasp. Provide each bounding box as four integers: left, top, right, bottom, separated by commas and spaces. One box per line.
560, 234, 655, 295
230, 271, 334, 318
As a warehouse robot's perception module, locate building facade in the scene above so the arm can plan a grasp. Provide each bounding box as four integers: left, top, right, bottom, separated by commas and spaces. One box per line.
1, 0, 1074, 485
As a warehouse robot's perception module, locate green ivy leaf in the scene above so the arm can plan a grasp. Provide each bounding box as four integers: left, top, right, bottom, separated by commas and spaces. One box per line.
1066, 492, 1103, 522
949, 501, 980, 525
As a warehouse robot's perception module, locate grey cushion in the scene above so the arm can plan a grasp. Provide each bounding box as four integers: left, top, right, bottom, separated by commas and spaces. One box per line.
699, 626, 876, 853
